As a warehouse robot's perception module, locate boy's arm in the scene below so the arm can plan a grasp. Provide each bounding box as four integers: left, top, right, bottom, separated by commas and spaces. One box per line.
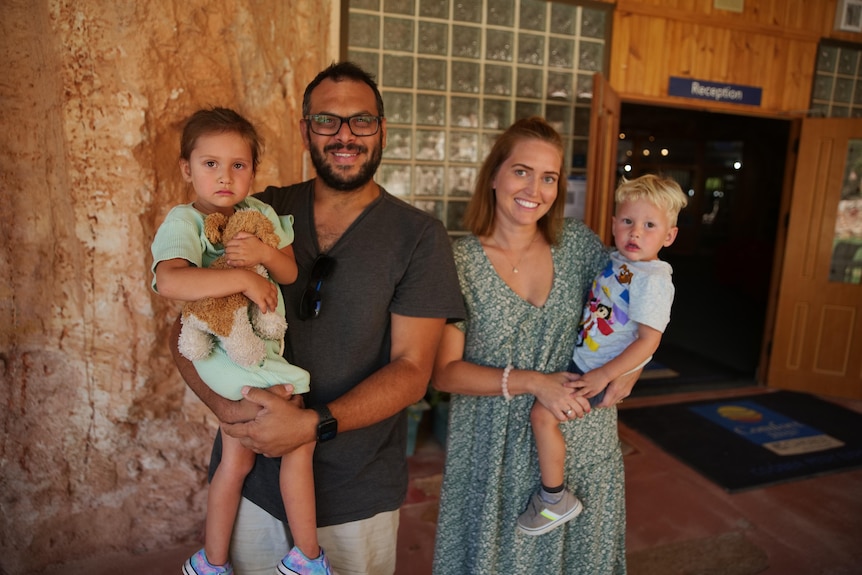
574, 323, 662, 399
224, 234, 298, 285
155, 258, 279, 313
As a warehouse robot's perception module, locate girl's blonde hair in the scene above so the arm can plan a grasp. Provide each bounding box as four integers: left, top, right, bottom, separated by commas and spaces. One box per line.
615, 174, 688, 226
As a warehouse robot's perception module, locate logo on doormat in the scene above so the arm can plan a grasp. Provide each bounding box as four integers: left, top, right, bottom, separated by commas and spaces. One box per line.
689, 400, 845, 456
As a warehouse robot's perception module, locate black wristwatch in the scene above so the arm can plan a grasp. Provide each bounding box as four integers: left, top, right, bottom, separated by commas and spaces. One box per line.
313, 404, 338, 442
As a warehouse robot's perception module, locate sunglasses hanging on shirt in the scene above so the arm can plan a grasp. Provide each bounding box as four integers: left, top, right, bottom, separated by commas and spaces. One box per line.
299, 254, 336, 320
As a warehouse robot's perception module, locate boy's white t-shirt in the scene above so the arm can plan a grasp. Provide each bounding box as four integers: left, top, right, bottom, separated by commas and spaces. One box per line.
572, 250, 674, 372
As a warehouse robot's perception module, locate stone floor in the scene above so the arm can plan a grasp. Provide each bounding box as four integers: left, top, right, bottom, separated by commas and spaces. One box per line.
36, 386, 862, 575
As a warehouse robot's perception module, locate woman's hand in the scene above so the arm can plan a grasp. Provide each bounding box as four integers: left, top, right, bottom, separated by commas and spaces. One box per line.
530, 371, 591, 420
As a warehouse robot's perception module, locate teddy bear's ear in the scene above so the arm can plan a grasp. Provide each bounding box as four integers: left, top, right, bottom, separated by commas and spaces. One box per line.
249, 213, 279, 248
204, 212, 229, 245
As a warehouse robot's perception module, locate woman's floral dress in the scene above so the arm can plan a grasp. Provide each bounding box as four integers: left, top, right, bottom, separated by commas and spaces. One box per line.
433, 219, 627, 575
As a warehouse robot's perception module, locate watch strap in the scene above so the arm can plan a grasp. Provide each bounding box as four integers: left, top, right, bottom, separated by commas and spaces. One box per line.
313, 404, 338, 442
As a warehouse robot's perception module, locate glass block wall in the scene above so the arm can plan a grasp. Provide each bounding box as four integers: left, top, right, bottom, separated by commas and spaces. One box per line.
811, 41, 862, 117
347, 0, 610, 232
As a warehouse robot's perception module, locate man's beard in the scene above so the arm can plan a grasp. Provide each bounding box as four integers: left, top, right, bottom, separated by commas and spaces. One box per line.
310, 140, 382, 192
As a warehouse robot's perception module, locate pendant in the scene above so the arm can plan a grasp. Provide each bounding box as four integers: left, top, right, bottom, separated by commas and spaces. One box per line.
513, 267, 519, 273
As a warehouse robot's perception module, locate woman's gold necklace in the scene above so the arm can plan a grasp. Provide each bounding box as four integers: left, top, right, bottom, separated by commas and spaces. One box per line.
498, 233, 539, 274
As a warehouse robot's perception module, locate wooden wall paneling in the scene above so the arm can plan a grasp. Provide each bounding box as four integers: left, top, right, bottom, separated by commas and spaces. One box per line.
611, 12, 642, 94
609, 11, 632, 91
711, 24, 733, 80
674, 19, 697, 76
647, 16, 670, 94
611, 5, 824, 115
780, 39, 816, 112
761, 35, 786, 109
616, 0, 842, 38
618, 0, 862, 43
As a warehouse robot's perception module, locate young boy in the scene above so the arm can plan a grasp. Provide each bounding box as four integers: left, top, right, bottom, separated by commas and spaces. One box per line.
518, 173, 688, 536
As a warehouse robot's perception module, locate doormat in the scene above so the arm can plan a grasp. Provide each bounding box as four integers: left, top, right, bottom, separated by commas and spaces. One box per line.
618, 391, 862, 492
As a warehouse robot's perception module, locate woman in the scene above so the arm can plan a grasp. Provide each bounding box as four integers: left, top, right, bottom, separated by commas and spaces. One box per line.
432, 117, 638, 574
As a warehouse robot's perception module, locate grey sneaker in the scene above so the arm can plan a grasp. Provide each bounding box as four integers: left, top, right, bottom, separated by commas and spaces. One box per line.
516, 488, 583, 536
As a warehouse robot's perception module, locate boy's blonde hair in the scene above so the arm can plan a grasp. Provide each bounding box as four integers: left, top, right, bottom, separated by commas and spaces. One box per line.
615, 174, 688, 227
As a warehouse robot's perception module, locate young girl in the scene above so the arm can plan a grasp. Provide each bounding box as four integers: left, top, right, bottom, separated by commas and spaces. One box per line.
151, 108, 331, 575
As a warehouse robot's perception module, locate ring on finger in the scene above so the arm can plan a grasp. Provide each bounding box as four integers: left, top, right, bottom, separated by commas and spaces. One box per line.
565, 408, 574, 417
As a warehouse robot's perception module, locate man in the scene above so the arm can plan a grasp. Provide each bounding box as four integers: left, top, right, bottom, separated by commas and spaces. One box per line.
172, 62, 465, 574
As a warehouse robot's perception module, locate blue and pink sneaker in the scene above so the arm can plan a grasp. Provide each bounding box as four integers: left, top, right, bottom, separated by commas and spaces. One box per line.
182, 548, 233, 575
277, 546, 332, 575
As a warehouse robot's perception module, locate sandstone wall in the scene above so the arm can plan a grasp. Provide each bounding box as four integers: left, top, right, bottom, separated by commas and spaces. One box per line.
0, 1, 337, 572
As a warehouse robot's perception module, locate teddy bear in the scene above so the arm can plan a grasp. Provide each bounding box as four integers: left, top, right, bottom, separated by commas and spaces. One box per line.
177, 208, 288, 368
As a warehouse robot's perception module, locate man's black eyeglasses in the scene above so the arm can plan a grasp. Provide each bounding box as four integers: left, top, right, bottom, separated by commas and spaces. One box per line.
304, 114, 382, 137
299, 255, 336, 320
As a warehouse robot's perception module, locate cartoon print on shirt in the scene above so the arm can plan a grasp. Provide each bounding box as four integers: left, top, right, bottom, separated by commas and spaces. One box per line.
617, 264, 633, 285
575, 262, 634, 352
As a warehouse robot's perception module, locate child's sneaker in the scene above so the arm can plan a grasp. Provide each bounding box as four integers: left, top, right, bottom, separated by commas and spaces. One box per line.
277, 546, 332, 575
516, 488, 583, 536
182, 548, 233, 575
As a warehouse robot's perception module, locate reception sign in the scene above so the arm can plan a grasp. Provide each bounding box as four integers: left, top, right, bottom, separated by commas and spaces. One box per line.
668, 76, 762, 106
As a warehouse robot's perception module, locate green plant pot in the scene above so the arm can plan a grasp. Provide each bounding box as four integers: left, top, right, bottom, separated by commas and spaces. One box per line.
433, 400, 450, 447
406, 399, 430, 455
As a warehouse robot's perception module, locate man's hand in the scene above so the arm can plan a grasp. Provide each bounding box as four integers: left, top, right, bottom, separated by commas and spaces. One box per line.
222, 385, 317, 458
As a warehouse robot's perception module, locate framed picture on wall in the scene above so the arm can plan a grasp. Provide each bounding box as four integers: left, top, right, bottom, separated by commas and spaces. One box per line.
837, 0, 862, 32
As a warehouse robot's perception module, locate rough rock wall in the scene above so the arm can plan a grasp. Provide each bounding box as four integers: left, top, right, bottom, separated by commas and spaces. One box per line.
0, 1, 336, 572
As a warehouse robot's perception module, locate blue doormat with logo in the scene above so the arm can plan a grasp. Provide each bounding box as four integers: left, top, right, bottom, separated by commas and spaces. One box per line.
618, 391, 862, 492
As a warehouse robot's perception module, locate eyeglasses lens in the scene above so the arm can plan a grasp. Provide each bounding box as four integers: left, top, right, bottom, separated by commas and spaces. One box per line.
299, 255, 336, 320
306, 114, 380, 137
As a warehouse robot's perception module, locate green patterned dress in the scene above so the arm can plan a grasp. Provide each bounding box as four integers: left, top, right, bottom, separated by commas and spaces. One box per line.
433, 219, 627, 575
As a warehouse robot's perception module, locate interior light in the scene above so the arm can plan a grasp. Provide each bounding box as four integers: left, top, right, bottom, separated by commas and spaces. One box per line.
733, 161, 742, 170
619, 132, 626, 139
660, 148, 669, 157
642, 149, 650, 157
624, 164, 632, 172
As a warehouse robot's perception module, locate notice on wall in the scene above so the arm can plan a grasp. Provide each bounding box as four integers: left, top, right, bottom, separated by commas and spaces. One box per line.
714, 0, 744, 13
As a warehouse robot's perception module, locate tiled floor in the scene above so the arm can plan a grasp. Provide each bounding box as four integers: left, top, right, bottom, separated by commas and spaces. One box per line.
397, 386, 862, 575
40, 386, 862, 575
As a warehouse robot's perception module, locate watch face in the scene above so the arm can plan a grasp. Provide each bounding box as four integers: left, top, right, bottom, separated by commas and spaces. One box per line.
318, 418, 338, 442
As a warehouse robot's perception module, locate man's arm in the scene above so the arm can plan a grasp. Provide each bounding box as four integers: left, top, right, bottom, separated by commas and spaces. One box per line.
330, 314, 444, 430
169, 316, 263, 423
223, 314, 446, 457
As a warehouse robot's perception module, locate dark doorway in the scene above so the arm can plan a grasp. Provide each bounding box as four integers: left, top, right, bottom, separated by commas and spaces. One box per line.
619, 103, 791, 395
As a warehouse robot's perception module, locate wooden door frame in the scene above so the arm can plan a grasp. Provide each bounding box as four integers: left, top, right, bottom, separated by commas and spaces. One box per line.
758, 118, 801, 383
586, 73, 621, 245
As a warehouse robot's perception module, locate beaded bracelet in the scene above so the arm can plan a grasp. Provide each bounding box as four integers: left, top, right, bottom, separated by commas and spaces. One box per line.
501, 364, 514, 401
